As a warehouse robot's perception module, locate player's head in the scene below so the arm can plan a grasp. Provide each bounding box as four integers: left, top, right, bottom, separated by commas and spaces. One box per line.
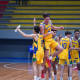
51, 29, 57, 36
58, 34, 62, 38
33, 26, 40, 34
43, 12, 50, 24
65, 31, 72, 38
74, 29, 79, 38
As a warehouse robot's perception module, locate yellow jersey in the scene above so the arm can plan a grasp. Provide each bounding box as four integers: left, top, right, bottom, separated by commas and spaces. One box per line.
70, 37, 80, 59
40, 21, 52, 40
59, 37, 70, 59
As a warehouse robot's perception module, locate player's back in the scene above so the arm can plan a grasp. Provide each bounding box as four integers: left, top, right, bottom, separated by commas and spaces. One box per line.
70, 37, 80, 59
59, 37, 70, 59
33, 34, 43, 52
40, 21, 52, 40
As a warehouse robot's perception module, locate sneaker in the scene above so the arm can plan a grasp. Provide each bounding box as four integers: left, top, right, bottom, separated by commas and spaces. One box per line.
73, 66, 78, 70
46, 58, 51, 68
41, 70, 44, 78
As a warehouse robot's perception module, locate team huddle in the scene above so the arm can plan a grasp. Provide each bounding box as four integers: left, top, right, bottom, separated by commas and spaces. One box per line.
15, 13, 80, 80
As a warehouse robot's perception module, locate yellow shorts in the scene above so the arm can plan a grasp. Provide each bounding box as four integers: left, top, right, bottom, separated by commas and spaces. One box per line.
71, 59, 80, 63
59, 59, 72, 65
33, 51, 44, 64
44, 38, 59, 50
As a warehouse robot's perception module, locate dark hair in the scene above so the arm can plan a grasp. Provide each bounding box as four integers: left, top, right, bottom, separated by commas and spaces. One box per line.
51, 29, 57, 32
65, 31, 72, 36
43, 12, 50, 18
74, 29, 79, 33
58, 34, 62, 36
33, 26, 40, 33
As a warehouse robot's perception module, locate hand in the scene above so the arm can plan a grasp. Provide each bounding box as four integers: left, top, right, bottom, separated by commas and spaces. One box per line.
48, 31, 54, 34
33, 17, 36, 23
60, 26, 64, 29
16, 25, 20, 31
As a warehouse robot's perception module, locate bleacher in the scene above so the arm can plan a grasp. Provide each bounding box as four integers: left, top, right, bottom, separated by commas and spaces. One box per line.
0, 0, 80, 29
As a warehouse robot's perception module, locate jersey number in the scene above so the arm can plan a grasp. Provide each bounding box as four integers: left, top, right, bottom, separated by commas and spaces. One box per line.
62, 43, 67, 49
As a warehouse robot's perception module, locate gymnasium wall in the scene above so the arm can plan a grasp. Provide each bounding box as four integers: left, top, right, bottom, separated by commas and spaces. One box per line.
0, 30, 77, 58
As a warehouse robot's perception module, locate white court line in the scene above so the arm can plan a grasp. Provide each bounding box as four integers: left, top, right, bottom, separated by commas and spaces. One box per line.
4, 63, 33, 71
3, 63, 79, 76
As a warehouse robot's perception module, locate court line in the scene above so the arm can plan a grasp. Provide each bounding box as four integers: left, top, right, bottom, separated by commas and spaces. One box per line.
4, 63, 33, 71
3, 63, 79, 76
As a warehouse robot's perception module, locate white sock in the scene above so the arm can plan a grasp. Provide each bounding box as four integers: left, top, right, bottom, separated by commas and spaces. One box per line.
60, 77, 63, 80
54, 75, 57, 80
49, 56, 53, 60
34, 76, 37, 80
41, 66, 44, 70
69, 77, 72, 80
68, 77, 70, 80
44, 74, 46, 78
78, 71, 80, 79
37, 77, 41, 80
49, 77, 51, 80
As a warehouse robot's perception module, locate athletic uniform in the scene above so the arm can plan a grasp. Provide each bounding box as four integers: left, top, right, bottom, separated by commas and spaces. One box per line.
70, 37, 80, 63
59, 37, 72, 65
51, 36, 58, 61
40, 21, 59, 50
33, 34, 44, 64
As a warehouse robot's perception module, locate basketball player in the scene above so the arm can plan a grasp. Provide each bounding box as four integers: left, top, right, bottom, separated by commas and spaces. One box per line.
58, 34, 62, 42
16, 25, 53, 80
59, 31, 79, 80
51, 30, 59, 80
70, 29, 80, 80
39, 12, 64, 77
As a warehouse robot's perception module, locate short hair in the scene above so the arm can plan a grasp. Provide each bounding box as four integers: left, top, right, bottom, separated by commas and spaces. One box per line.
74, 29, 79, 33
33, 26, 40, 33
51, 29, 57, 32
43, 12, 50, 18
58, 34, 62, 36
65, 31, 72, 36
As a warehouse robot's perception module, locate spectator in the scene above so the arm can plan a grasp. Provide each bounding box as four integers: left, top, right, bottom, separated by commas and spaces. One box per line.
16, 0, 20, 5
22, 0, 27, 5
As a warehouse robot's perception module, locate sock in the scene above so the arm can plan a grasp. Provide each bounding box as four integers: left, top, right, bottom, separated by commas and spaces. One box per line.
68, 77, 70, 80
54, 75, 57, 79
34, 76, 37, 80
49, 77, 51, 80
49, 56, 53, 60
69, 77, 72, 80
60, 77, 63, 80
44, 74, 46, 78
41, 66, 44, 70
78, 71, 80, 79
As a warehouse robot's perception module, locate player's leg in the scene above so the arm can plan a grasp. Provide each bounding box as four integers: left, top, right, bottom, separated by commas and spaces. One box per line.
37, 64, 41, 80
52, 60, 57, 80
59, 59, 65, 80
49, 45, 63, 60
48, 67, 51, 80
68, 59, 72, 80
77, 59, 80, 80
32, 60, 37, 80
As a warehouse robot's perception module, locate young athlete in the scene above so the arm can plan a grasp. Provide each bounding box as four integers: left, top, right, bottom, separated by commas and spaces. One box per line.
39, 12, 64, 77
51, 30, 59, 80
70, 29, 80, 80
59, 31, 79, 80
58, 34, 62, 42
16, 25, 54, 80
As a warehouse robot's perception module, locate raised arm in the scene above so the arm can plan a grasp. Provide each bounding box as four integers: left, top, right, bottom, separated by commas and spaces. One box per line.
50, 20, 64, 30
33, 17, 36, 26
17, 27, 36, 38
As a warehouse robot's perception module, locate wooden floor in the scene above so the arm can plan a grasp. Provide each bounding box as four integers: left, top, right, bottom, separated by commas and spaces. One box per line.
0, 62, 79, 80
